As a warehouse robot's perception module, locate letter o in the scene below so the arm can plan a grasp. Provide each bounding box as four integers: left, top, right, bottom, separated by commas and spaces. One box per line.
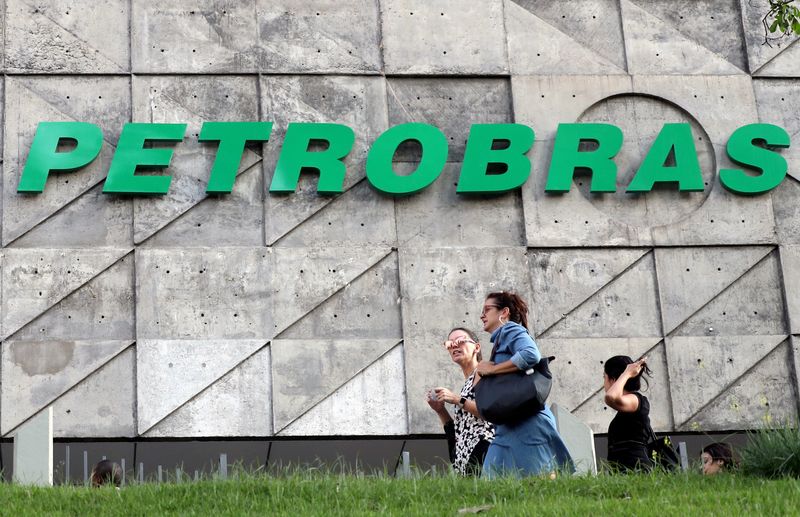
366, 123, 449, 195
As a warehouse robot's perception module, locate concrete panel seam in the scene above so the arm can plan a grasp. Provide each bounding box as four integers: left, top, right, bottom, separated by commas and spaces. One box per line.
776, 247, 797, 338
498, 0, 511, 76
738, 0, 751, 73
618, 0, 632, 74
651, 252, 674, 423
128, 0, 133, 74
256, 71, 266, 247
375, 0, 386, 72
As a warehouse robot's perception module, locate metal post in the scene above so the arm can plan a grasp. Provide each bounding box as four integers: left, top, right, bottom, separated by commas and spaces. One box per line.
157, 465, 163, 483
678, 441, 689, 471
219, 453, 228, 480
83, 450, 88, 484
138, 462, 144, 483
401, 451, 411, 478
176, 468, 182, 483
65, 446, 70, 485
121, 458, 126, 487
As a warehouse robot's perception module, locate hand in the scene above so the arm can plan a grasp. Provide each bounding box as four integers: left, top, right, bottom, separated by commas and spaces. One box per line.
433, 387, 458, 405
426, 390, 446, 412
476, 361, 496, 377
624, 357, 648, 377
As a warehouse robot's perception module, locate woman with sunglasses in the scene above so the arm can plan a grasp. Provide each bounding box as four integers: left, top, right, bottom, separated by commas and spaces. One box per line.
477, 291, 573, 478
427, 327, 495, 476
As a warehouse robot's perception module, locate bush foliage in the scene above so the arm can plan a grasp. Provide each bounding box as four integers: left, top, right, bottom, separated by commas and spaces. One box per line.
740, 423, 800, 478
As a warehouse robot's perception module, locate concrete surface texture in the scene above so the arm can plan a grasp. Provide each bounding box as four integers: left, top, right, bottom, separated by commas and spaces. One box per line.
0, 0, 798, 439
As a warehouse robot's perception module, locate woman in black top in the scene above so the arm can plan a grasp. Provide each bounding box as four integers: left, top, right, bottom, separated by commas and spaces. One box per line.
603, 355, 653, 472
427, 327, 495, 476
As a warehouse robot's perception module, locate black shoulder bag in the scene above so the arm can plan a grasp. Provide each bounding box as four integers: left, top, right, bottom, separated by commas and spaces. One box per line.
473, 337, 554, 425
646, 425, 680, 471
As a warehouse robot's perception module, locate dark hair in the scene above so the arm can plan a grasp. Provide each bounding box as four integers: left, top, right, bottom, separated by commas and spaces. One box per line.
448, 327, 483, 361
485, 291, 529, 330
91, 460, 122, 488
703, 442, 735, 468
603, 355, 651, 392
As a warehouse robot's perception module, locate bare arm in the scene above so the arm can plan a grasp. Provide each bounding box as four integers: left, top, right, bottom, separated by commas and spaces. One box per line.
427, 393, 453, 425
604, 358, 647, 413
434, 387, 485, 420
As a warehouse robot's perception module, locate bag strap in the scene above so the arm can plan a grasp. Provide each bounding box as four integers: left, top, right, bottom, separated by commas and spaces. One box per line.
646, 422, 659, 443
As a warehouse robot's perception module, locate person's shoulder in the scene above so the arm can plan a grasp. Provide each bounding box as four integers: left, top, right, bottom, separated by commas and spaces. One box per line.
502, 322, 529, 338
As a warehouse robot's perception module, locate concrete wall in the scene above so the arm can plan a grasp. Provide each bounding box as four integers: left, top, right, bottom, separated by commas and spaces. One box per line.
0, 0, 798, 439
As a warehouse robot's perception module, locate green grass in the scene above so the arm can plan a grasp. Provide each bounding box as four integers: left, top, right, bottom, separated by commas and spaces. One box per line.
741, 423, 800, 478
2, 472, 800, 516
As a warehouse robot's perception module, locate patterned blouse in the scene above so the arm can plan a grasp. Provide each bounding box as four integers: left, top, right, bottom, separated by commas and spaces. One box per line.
447, 371, 496, 476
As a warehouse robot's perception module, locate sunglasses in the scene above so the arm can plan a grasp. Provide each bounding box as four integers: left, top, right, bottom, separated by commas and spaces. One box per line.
443, 338, 477, 348
480, 304, 500, 316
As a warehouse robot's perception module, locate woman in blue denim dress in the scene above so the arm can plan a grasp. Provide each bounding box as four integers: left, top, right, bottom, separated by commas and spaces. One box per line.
476, 291, 574, 478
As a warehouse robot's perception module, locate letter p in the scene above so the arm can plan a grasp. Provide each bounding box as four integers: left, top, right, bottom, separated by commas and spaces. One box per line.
18, 122, 103, 193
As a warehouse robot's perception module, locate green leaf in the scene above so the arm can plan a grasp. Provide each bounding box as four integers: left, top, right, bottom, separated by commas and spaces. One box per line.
770, 19, 780, 32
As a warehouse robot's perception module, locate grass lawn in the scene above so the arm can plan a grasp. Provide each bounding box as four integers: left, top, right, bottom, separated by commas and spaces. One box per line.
2, 472, 799, 516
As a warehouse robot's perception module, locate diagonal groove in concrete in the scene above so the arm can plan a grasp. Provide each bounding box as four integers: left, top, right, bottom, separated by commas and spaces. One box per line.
139, 341, 271, 435
274, 341, 403, 435
268, 175, 369, 248
132, 160, 263, 247
508, 0, 627, 73
4, 81, 123, 247
18, 0, 127, 71
536, 249, 652, 339
2, 250, 135, 340
674, 336, 788, 428
664, 247, 777, 338
751, 35, 800, 76
1, 341, 135, 437
626, 0, 747, 73
271, 247, 396, 338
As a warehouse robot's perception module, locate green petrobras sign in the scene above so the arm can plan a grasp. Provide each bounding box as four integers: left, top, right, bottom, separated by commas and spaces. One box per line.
16, 121, 791, 196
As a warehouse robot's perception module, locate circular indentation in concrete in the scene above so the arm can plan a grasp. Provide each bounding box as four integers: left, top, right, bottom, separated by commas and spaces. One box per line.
575, 94, 715, 229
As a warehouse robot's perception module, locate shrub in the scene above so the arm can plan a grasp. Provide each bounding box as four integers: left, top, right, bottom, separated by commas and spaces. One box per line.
740, 423, 800, 478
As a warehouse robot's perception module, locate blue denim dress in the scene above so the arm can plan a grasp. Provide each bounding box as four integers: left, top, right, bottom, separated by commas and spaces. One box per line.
481, 322, 574, 478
